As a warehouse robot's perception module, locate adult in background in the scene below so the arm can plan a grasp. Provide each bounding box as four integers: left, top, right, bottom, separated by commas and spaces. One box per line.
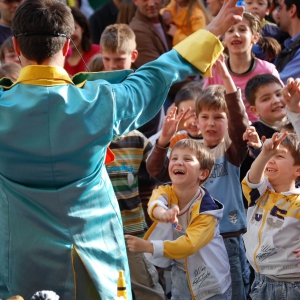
64, 6, 100, 75
275, 0, 300, 84
89, 0, 121, 44
0, 0, 23, 47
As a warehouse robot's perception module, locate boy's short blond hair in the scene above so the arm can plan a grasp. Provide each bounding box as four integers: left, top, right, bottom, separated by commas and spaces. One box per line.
195, 85, 227, 116
172, 139, 215, 185
100, 24, 136, 54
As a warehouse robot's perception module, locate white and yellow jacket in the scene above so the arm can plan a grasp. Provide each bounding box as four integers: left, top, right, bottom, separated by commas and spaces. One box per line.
144, 185, 231, 300
242, 174, 300, 281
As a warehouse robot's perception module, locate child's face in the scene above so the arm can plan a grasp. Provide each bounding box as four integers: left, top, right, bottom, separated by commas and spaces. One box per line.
101, 50, 136, 71
223, 18, 259, 56
169, 147, 207, 188
177, 99, 201, 138
4, 49, 18, 64
265, 146, 300, 187
245, 0, 269, 21
250, 83, 286, 126
197, 108, 228, 147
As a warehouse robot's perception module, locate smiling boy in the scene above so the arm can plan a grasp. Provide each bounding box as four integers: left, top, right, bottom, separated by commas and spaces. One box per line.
240, 74, 286, 200
126, 139, 232, 300
246, 74, 286, 127
242, 132, 300, 299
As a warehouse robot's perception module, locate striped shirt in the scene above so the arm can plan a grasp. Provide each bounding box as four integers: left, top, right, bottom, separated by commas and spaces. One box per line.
106, 130, 153, 237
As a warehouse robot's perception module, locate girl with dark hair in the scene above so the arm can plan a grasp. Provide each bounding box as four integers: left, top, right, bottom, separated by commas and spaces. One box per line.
64, 7, 100, 75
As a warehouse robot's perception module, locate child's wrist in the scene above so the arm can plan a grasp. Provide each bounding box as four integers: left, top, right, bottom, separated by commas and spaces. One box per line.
157, 137, 170, 148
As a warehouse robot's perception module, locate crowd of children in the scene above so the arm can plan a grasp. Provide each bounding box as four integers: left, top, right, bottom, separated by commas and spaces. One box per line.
1, 0, 300, 300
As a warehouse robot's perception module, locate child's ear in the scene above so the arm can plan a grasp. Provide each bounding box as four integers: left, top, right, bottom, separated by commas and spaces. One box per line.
131, 50, 138, 63
252, 33, 260, 45
294, 166, 300, 180
249, 105, 259, 117
199, 169, 210, 181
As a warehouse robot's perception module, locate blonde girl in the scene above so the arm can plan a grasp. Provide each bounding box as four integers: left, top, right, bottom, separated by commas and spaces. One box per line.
203, 12, 281, 122
161, 0, 211, 46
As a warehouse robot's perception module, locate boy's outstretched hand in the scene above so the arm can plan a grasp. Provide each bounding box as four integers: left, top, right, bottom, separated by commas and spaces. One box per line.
293, 249, 300, 258
282, 78, 300, 113
125, 235, 154, 254
153, 204, 179, 223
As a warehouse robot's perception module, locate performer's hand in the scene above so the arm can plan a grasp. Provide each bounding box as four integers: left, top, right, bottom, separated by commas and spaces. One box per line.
205, 0, 244, 37
125, 235, 154, 254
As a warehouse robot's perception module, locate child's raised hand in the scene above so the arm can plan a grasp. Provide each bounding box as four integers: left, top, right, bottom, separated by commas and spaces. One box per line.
158, 107, 190, 147
282, 78, 300, 113
213, 53, 230, 80
293, 248, 300, 258
167, 24, 177, 37
177, 109, 197, 132
243, 126, 262, 149
125, 235, 154, 254
262, 132, 288, 157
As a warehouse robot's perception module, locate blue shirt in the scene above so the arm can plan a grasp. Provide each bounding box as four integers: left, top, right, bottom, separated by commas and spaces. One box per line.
277, 33, 300, 84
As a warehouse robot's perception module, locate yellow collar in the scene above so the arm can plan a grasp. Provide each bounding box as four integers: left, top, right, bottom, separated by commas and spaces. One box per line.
16, 65, 74, 86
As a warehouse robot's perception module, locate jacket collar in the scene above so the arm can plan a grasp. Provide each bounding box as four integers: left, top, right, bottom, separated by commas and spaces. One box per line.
16, 65, 74, 86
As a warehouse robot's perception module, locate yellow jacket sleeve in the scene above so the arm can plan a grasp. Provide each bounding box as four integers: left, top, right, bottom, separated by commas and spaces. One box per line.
173, 29, 223, 77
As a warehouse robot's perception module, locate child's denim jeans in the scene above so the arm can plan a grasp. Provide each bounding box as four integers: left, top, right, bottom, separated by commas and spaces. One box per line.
251, 272, 300, 300
170, 264, 232, 300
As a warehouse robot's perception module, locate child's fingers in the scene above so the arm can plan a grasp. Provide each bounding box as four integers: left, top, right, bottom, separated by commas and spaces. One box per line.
274, 132, 288, 144
293, 249, 300, 258
286, 77, 295, 86
124, 234, 135, 241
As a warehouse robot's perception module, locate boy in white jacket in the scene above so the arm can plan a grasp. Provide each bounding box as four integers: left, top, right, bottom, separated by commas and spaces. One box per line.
126, 139, 231, 300
242, 132, 300, 299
